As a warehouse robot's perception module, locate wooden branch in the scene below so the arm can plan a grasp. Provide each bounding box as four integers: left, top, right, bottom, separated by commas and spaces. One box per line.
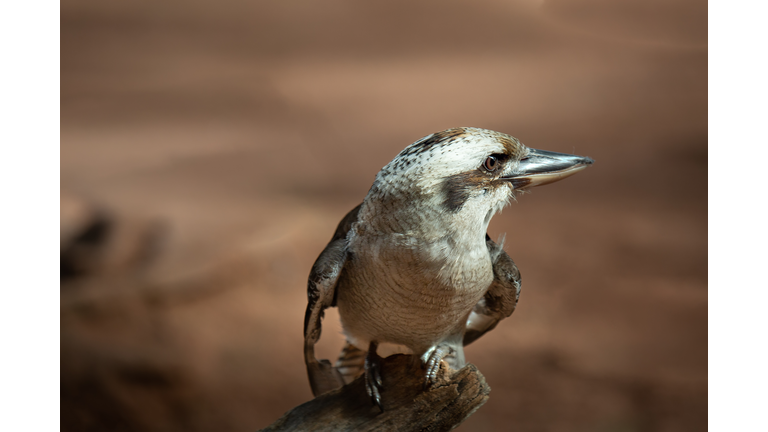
261, 354, 490, 432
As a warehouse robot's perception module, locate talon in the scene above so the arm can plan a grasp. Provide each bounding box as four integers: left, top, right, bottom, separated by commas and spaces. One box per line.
364, 341, 384, 412
423, 345, 453, 390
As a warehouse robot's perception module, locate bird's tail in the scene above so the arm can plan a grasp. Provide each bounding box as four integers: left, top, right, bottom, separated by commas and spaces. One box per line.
335, 342, 366, 384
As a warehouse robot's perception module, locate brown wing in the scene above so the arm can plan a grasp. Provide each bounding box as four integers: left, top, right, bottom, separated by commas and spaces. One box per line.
463, 234, 522, 346
304, 203, 362, 396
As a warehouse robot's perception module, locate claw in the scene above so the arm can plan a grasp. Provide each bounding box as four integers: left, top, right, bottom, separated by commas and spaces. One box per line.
364, 341, 384, 412
423, 345, 453, 390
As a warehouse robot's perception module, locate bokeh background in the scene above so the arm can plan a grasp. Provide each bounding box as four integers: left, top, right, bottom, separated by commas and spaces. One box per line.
61, 0, 706, 431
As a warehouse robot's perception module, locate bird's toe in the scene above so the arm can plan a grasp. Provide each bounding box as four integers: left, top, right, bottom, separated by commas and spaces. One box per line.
423, 344, 454, 389
364, 343, 384, 412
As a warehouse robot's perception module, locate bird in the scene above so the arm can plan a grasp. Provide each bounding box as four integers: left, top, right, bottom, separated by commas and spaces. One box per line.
303, 127, 593, 410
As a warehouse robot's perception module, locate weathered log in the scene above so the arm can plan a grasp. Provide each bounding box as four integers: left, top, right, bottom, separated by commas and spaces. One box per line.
261, 354, 490, 432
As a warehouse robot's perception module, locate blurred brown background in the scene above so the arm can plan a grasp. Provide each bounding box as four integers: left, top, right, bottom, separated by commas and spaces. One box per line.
61, 0, 706, 431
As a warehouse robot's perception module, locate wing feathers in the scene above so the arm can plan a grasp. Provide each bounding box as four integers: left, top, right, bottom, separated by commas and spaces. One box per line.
463, 235, 522, 346
304, 204, 362, 396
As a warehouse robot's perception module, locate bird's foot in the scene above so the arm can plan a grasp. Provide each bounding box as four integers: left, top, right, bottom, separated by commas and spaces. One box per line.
423, 344, 456, 389
364, 341, 384, 412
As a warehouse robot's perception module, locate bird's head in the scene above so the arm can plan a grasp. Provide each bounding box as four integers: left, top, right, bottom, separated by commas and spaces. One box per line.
359, 127, 594, 240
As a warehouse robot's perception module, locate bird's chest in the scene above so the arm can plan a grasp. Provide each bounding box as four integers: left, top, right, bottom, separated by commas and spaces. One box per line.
337, 233, 493, 349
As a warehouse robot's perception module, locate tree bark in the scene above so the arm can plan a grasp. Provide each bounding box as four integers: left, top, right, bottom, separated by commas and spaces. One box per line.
261, 354, 490, 432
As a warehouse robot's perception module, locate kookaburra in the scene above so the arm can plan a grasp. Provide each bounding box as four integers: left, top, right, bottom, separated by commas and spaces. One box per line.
303, 127, 593, 410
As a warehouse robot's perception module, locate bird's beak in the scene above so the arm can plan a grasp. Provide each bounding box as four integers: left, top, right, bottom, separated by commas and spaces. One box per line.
502, 149, 594, 190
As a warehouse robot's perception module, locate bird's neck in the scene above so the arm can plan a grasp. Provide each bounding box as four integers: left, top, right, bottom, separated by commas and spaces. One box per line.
358, 196, 491, 250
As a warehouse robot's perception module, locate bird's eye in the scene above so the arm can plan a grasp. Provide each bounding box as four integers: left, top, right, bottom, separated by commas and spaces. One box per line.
483, 155, 500, 172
